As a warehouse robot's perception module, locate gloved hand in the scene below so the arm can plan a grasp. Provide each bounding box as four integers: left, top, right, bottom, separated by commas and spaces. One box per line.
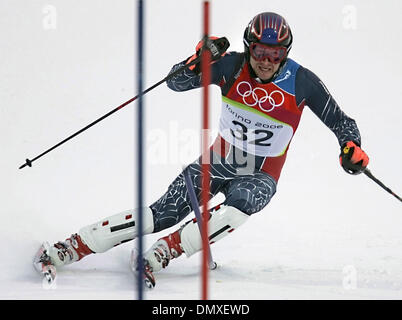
339, 141, 369, 175
186, 36, 230, 74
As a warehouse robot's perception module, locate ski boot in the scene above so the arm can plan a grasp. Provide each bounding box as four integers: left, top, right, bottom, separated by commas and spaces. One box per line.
131, 230, 183, 289
33, 234, 93, 283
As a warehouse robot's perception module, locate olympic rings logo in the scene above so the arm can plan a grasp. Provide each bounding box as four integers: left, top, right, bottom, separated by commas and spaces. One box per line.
236, 81, 284, 112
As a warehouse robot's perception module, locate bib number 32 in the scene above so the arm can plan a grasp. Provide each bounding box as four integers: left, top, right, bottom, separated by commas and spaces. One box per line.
230, 120, 273, 146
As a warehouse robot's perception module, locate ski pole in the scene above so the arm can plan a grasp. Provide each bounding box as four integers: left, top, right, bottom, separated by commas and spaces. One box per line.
18, 56, 203, 170
183, 167, 217, 270
363, 168, 402, 203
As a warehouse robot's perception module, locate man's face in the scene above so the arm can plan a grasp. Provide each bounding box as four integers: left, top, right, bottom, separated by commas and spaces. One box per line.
249, 55, 281, 81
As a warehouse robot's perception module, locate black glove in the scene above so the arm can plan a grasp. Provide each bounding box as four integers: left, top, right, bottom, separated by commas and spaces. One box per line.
339, 141, 369, 175
186, 36, 230, 74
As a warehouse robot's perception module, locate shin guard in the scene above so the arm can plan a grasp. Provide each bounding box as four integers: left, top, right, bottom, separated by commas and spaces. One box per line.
79, 207, 154, 253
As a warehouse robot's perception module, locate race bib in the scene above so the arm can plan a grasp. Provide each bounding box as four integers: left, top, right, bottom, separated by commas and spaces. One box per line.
219, 97, 294, 157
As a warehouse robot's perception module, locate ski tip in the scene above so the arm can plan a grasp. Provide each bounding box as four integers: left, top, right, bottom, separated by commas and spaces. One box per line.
44, 270, 56, 284
144, 278, 155, 290
33, 242, 57, 286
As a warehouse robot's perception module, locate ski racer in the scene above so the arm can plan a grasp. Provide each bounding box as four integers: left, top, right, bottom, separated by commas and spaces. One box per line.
34, 12, 369, 287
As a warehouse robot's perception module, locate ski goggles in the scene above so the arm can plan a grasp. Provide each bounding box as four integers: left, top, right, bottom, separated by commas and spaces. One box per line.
249, 43, 287, 64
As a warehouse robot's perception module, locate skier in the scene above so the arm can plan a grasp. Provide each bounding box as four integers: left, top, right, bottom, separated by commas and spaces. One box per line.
34, 12, 369, 287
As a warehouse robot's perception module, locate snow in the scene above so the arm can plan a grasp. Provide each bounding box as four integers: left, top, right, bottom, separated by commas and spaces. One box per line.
1, 0, 401, 300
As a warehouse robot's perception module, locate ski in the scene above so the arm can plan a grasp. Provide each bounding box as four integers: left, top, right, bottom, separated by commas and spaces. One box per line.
143, 262, 156, 289
33, 242, 57, 285
130, 249, 155, 289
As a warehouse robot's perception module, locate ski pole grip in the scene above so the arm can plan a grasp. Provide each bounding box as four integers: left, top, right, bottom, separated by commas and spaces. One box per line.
205, 37, 230, 62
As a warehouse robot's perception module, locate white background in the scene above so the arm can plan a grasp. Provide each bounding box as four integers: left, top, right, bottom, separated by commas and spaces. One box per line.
1, 0, 401, 299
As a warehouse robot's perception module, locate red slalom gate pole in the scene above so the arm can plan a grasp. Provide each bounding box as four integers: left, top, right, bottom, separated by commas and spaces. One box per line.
201, 0, 211, 300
